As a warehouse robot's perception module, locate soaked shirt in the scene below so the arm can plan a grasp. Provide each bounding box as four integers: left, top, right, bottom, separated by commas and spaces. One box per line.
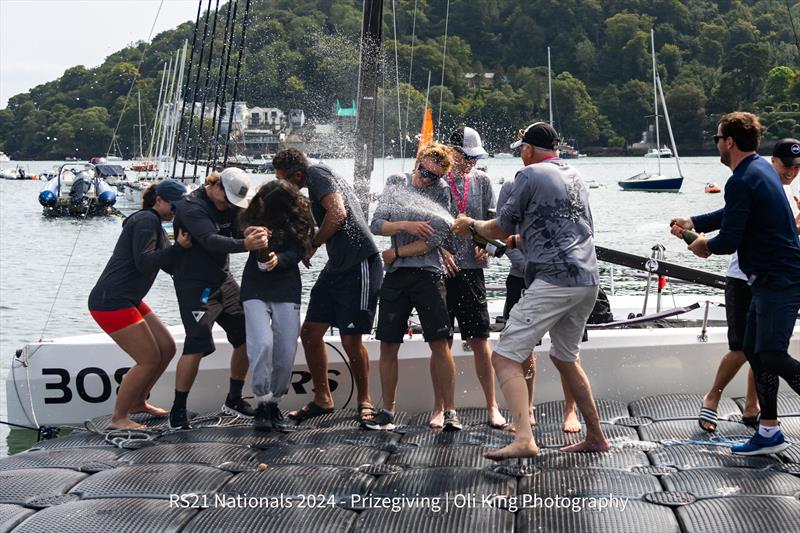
370, 173, 453, 274
306, 163, 378, 273
496, 159, 598, 288
497, 176, 526, 279
449, 168, 495, 270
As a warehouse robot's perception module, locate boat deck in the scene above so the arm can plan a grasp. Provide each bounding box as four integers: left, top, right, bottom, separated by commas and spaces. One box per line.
2, 393, 800, 532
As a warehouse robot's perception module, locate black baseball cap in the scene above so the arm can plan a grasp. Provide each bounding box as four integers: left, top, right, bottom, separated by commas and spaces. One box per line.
773, 138, 800, 167
510, 122, 560, 150
155, 179, 188, 202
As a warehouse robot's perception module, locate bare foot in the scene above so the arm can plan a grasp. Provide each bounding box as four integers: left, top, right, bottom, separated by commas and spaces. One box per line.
107, 418, 146, 430
562, 409, 581, 433
488, 407, 508, 429
485, 439, 540, 460
131, 402, 169, 417
530, 408, 536, 426
429, 410, 444, 429
560, 438, 610, 453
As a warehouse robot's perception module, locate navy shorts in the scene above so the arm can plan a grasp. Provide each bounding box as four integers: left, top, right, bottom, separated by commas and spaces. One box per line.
176, 276, 246, 356
446, 268, 491, 339
724, 277, 752, 351
305, 253, 382, 335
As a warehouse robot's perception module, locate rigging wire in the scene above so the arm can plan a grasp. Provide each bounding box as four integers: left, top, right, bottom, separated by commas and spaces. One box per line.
207, 0, 236, 172
222, 0, 253, 165
391, 0, 404, 167
403, 0, 419, 162
211, 0, 239, 169
192, 0, 222, 172
105, 0, 166, 157
172, 0, 204, 178
355, 0, 366, 124
436, 0, 451, 140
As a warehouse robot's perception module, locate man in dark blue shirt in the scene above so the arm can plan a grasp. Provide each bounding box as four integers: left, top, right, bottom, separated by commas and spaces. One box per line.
671, 112, 800, 456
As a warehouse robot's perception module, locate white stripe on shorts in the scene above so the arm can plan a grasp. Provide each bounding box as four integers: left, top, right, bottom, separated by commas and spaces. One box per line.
360, 258, 369, 310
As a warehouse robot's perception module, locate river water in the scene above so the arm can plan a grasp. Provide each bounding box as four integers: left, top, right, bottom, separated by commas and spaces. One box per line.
0, 156, 743, 457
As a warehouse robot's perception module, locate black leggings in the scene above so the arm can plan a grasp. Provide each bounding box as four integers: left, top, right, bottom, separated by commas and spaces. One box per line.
745, 349, 800, 420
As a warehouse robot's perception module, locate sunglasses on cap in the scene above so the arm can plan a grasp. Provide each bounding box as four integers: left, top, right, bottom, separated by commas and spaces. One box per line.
417, 165, 444, 181
454, 147, 480, 162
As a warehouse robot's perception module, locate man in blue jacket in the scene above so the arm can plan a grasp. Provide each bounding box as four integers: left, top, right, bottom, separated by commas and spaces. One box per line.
670, 112, 800, 455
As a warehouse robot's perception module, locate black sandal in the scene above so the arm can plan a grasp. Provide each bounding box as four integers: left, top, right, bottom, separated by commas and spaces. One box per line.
288, 401, 334, 422
741, 412, 760, 428
358, 403, 377, 424
698, 406, 718, 432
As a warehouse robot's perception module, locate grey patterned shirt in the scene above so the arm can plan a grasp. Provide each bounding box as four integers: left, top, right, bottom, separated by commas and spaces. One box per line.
496, 159, 598, 287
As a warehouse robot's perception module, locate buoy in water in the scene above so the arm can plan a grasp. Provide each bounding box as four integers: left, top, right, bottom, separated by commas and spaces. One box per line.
704, 183, 721, 193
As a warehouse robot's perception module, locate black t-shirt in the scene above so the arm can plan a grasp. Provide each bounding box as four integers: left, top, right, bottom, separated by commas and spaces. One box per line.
239, 231, 305, 304
88, 209, 179, 310
172, 186, 246, 289
306, 163, 378, 272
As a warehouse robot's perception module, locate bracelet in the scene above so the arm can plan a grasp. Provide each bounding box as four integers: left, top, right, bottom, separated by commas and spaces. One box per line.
511, 235, 517, 249
394, 244, 401, 258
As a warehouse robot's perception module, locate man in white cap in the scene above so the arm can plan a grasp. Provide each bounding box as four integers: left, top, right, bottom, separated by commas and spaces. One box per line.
441, 126, 507, 429
453, 122, 609, 458
168, 167, 269, 429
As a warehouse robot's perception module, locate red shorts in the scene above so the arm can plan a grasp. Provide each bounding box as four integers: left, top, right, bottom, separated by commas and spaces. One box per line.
90, 301, 152, 334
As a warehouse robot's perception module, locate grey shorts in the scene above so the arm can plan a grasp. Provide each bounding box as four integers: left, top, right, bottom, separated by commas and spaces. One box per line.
494, 279, 598, 363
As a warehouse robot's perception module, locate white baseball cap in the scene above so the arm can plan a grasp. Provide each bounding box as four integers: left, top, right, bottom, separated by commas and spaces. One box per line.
449, 126, 488, 159
220, 167, 251, 208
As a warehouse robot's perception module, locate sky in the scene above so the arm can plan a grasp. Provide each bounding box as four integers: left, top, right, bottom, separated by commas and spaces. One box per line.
0, 0, 201, 108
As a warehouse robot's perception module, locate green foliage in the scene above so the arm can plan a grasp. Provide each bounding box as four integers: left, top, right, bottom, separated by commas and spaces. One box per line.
1, 0, 799, 158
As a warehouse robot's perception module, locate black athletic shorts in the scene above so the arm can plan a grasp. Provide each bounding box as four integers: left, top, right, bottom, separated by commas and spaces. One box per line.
503, 274, 526, 320
376, 268, 452, 343
725, 276, 752, 351
305, 253, 382, 335
446, 268, 491, 339
176, 275, 246, 356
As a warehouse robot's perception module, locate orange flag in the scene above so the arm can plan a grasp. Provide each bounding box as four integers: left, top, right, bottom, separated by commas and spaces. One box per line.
416, 106, 434, 157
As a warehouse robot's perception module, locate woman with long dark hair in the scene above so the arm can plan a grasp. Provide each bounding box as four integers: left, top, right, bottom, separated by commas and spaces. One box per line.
239, 179, 315, 430
88, 179, 191, 429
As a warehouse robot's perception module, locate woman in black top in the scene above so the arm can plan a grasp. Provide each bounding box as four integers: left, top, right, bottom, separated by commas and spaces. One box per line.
88, 179, 191, 429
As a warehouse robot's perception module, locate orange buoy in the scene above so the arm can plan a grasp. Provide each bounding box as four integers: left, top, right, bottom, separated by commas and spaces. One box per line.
704, 183, 721, 193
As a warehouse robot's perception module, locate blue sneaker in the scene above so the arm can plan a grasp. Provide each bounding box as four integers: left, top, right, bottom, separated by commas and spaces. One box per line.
731, 430, 790, 456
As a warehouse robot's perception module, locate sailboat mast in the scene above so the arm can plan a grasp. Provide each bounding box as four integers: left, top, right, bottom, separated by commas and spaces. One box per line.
137, 91, 144, 159
656, 73, 683, 178
651, 29, 661, 175
353, 0, 384, 217
547, 46, 553, 126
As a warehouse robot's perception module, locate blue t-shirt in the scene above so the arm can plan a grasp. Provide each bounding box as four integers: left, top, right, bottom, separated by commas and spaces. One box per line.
496, 159, 598, 288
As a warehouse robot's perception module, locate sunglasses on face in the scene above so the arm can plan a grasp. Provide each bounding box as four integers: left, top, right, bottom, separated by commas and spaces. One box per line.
170, 202, 177, 212
455, 148, 480, 162
713, 134, 728, 144
417, 165, 444, 181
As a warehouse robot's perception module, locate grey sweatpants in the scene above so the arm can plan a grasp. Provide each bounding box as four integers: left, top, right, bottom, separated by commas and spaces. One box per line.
243, 299, 301, 404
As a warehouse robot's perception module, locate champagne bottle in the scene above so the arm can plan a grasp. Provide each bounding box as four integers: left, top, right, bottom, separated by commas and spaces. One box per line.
257, 247, 274, 271
681, 230, 699, 244
469, 223, 507, 258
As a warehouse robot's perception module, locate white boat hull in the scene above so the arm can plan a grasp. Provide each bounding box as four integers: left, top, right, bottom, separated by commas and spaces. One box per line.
5, 296, 799, 426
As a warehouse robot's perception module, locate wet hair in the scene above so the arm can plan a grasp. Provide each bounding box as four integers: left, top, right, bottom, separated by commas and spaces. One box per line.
205, 171, 221, 186
719, 112, 761, 152
273, 148, 309, 178
239, 179, 316, 256
142, 183, 158, 209
418, 143, 453, 172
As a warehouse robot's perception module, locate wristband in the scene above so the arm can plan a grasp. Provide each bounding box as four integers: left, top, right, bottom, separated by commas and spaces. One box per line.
394, 244, 401, 258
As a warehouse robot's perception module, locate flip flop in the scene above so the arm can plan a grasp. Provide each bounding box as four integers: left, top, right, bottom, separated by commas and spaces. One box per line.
741, 412, 760, 428
288, 401, 334, 422
358, 403, 377, 424
698, 406, 718, 432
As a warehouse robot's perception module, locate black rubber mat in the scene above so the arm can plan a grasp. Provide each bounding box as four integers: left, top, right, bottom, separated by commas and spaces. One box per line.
533, 423, 640, 448
517, 501, 680, 533
258, 443, 390, 467
676, 496, 800, 533
221, 465, 373, 503
284, 428, 401, 447
778, 416, 800, 438
11, 497, 198, 533
0, 504, 34, 532
119, 442, 260, 466
182, 504, 358, 533
629, 394, 741, 421
0, 468, 86, 505
289, 409, 409, 430
400, 426, 513, 447
23, 493, 81, 509
632, 465, 678, 476
88, 411, 170, 429
69, 464, 232, 499
520, 468, 662, 499
28, 432, 109, 450
533, 399, 629, 425
643, 491, 696, 507
615, 416, 653, 427
0, 448, 122, 472
386, 444, 504, 468
157, 426, 287, 448
522, 447, 650, 471
353, 506, 514, 533
779, 444, 800, 464
410, 407, 511, 427
663, 467, 800, 497
735, 392, 800, 417
369, 467, 515, 501
638, 420, 752, 443
648, 443, 780, 470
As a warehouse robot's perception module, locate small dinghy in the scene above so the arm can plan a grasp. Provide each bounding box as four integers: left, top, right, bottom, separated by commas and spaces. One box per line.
38, 163, 118, 218
705, 182, 721, 193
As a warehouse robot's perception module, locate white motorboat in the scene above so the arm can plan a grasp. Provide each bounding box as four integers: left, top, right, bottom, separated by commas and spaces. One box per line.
0, 152, 10, 162
644, 146, 673, 158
